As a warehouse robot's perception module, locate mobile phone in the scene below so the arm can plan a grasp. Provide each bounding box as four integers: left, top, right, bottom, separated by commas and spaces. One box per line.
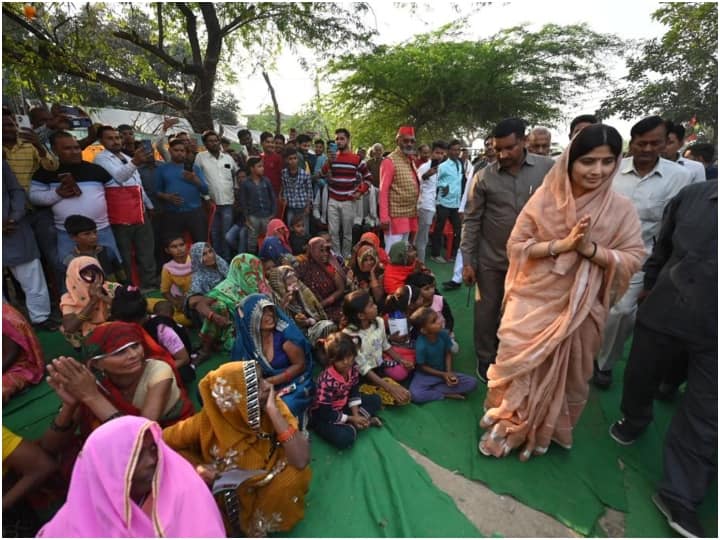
141, 139, 153, 154
431, 158, 439, 168
183, 161, 194, 172
328, 142, 338, 153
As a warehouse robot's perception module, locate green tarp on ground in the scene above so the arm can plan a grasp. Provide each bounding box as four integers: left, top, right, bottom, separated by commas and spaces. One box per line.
2, 259, 717, 536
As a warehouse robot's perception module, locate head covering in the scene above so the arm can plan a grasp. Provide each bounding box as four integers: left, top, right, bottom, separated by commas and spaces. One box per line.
388, 240, 411, 265
231, 294, 314, 419
189, 242, 229, 296
2, 303, 44, 398
266, 219, 291, 249
307, 236, 329, 265
60, 256, 115, 332
397, 126, 415, 138
37, 416, 226, 538
266, 265, 326, 322
258, 236, 293, 265
208, 254, 272, 309
359, 232, 389, 265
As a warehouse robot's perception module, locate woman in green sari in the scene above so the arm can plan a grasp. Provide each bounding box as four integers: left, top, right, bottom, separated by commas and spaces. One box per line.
189, 254, 273, 359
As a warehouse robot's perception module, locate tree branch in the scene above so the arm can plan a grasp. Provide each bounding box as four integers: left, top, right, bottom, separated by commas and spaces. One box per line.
262, 70, 282, 134
112, 30, 200, 75
219, 7, 282, 38
176, 2, 203, 67
2, 6, 55, 44
157, 3, 164, 52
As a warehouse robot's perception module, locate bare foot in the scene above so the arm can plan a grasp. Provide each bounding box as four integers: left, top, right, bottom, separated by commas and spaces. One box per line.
369, 416, 383, 428
444, 393, 466, 400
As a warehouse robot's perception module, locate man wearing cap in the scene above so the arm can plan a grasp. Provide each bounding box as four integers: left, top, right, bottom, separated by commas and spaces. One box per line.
379, 126, 420, 252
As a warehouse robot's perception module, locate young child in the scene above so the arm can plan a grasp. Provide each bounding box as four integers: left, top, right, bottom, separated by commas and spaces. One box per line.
109, 286, 196, 382
342, 290, 412, 405
63, 215, 125, 283
408, 307, 477, 403
239, 156, 277, 254
281, 148, 313, 235
310, 332, 383, 449
405, 271, 458, 353
155, 235, 192, 326
289, 213, 310, 256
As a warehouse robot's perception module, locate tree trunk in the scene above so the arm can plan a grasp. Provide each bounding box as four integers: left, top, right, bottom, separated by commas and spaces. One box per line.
262, 70, 282, 134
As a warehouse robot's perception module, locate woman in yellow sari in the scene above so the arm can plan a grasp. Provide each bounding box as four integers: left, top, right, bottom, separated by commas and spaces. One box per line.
163, 361, 311, 537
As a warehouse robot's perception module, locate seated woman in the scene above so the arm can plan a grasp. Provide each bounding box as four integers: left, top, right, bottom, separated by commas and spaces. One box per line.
42, 321, 194, 460
296, 237, 345, 324
188, 241, 229, 297
359, 231, 389, 266
188, 253, 272, 358
232, 294, 314, 424
60, 256, 121, 349
383, 240, 426, 294
347, 242, 385, 307
38, 416, 225, 537
163, 361, 312, 538
258, 218, 294, 265
478, 124, 644, 460
2, 304, 45, 403
267, 265, 327, 336
110, 286, 197, 382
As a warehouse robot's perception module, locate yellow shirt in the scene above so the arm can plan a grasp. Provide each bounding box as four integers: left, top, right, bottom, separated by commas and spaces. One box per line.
2, 426, 23, 476
160, 263, 192, 297
3, 141, 59, 191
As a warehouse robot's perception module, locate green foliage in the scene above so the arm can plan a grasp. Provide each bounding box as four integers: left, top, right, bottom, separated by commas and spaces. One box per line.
211, 91, 240, 125
322, 23, 623, 147
2, 2, 376, 131
246, 104, 328, 137
599, 2, 718, 140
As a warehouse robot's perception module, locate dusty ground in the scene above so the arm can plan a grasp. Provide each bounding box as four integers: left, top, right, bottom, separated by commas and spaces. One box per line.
402, 444, 626, 537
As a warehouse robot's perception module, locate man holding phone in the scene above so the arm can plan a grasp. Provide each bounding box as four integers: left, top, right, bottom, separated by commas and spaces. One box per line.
94, 126, 158, 291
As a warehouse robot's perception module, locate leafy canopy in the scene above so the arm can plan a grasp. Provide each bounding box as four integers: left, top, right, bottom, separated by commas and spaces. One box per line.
599, 2, 718, 140
322, 23, 623, 146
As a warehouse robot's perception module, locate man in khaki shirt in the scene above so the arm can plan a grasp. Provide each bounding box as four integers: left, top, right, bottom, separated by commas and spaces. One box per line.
460, 118, 555, 382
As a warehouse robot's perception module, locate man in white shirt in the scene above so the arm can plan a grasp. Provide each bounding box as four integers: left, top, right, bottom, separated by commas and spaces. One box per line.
594, 116, 692, 389
415, 140, 447, 263
94, 126, 158, 290
663, 120, 706, 184
194, 130, 238, 260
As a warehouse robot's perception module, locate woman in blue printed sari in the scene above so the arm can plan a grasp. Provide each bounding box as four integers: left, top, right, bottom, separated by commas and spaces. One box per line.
232, 293, 314, 426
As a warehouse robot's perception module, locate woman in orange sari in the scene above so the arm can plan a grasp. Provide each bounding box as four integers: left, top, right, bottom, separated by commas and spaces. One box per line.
478, 124, 645, 461
163, 361, 311, 537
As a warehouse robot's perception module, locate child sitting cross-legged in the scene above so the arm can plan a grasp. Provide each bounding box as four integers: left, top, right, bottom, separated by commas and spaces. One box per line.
408, 307, 477, 403
310, 332, 383, 449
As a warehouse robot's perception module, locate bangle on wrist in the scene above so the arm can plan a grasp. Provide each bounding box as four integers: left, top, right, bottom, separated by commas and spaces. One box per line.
548, 240, 559, 258
583, 241, 598, 259
103, 411, 123, 424
277, 425, 298, 444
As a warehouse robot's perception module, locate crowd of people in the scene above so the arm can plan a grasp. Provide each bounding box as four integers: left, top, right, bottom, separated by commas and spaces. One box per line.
1, 102, 717, 538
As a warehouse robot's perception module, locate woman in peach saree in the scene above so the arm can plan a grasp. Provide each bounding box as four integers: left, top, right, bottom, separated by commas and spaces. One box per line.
478, 124, 645, 461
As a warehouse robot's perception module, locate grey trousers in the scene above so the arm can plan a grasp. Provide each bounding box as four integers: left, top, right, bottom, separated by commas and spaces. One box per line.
474, 268, 506, 369
415, 208, 435, 263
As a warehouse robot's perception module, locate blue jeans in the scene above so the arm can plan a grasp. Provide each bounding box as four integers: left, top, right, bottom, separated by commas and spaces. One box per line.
225, 224, 248, 256
211, 204, 234, 261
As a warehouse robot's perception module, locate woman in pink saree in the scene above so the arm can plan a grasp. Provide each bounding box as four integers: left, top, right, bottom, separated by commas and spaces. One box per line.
38, 415, 226, 538
478, 124, 645, 461
2, 303, 45, 402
